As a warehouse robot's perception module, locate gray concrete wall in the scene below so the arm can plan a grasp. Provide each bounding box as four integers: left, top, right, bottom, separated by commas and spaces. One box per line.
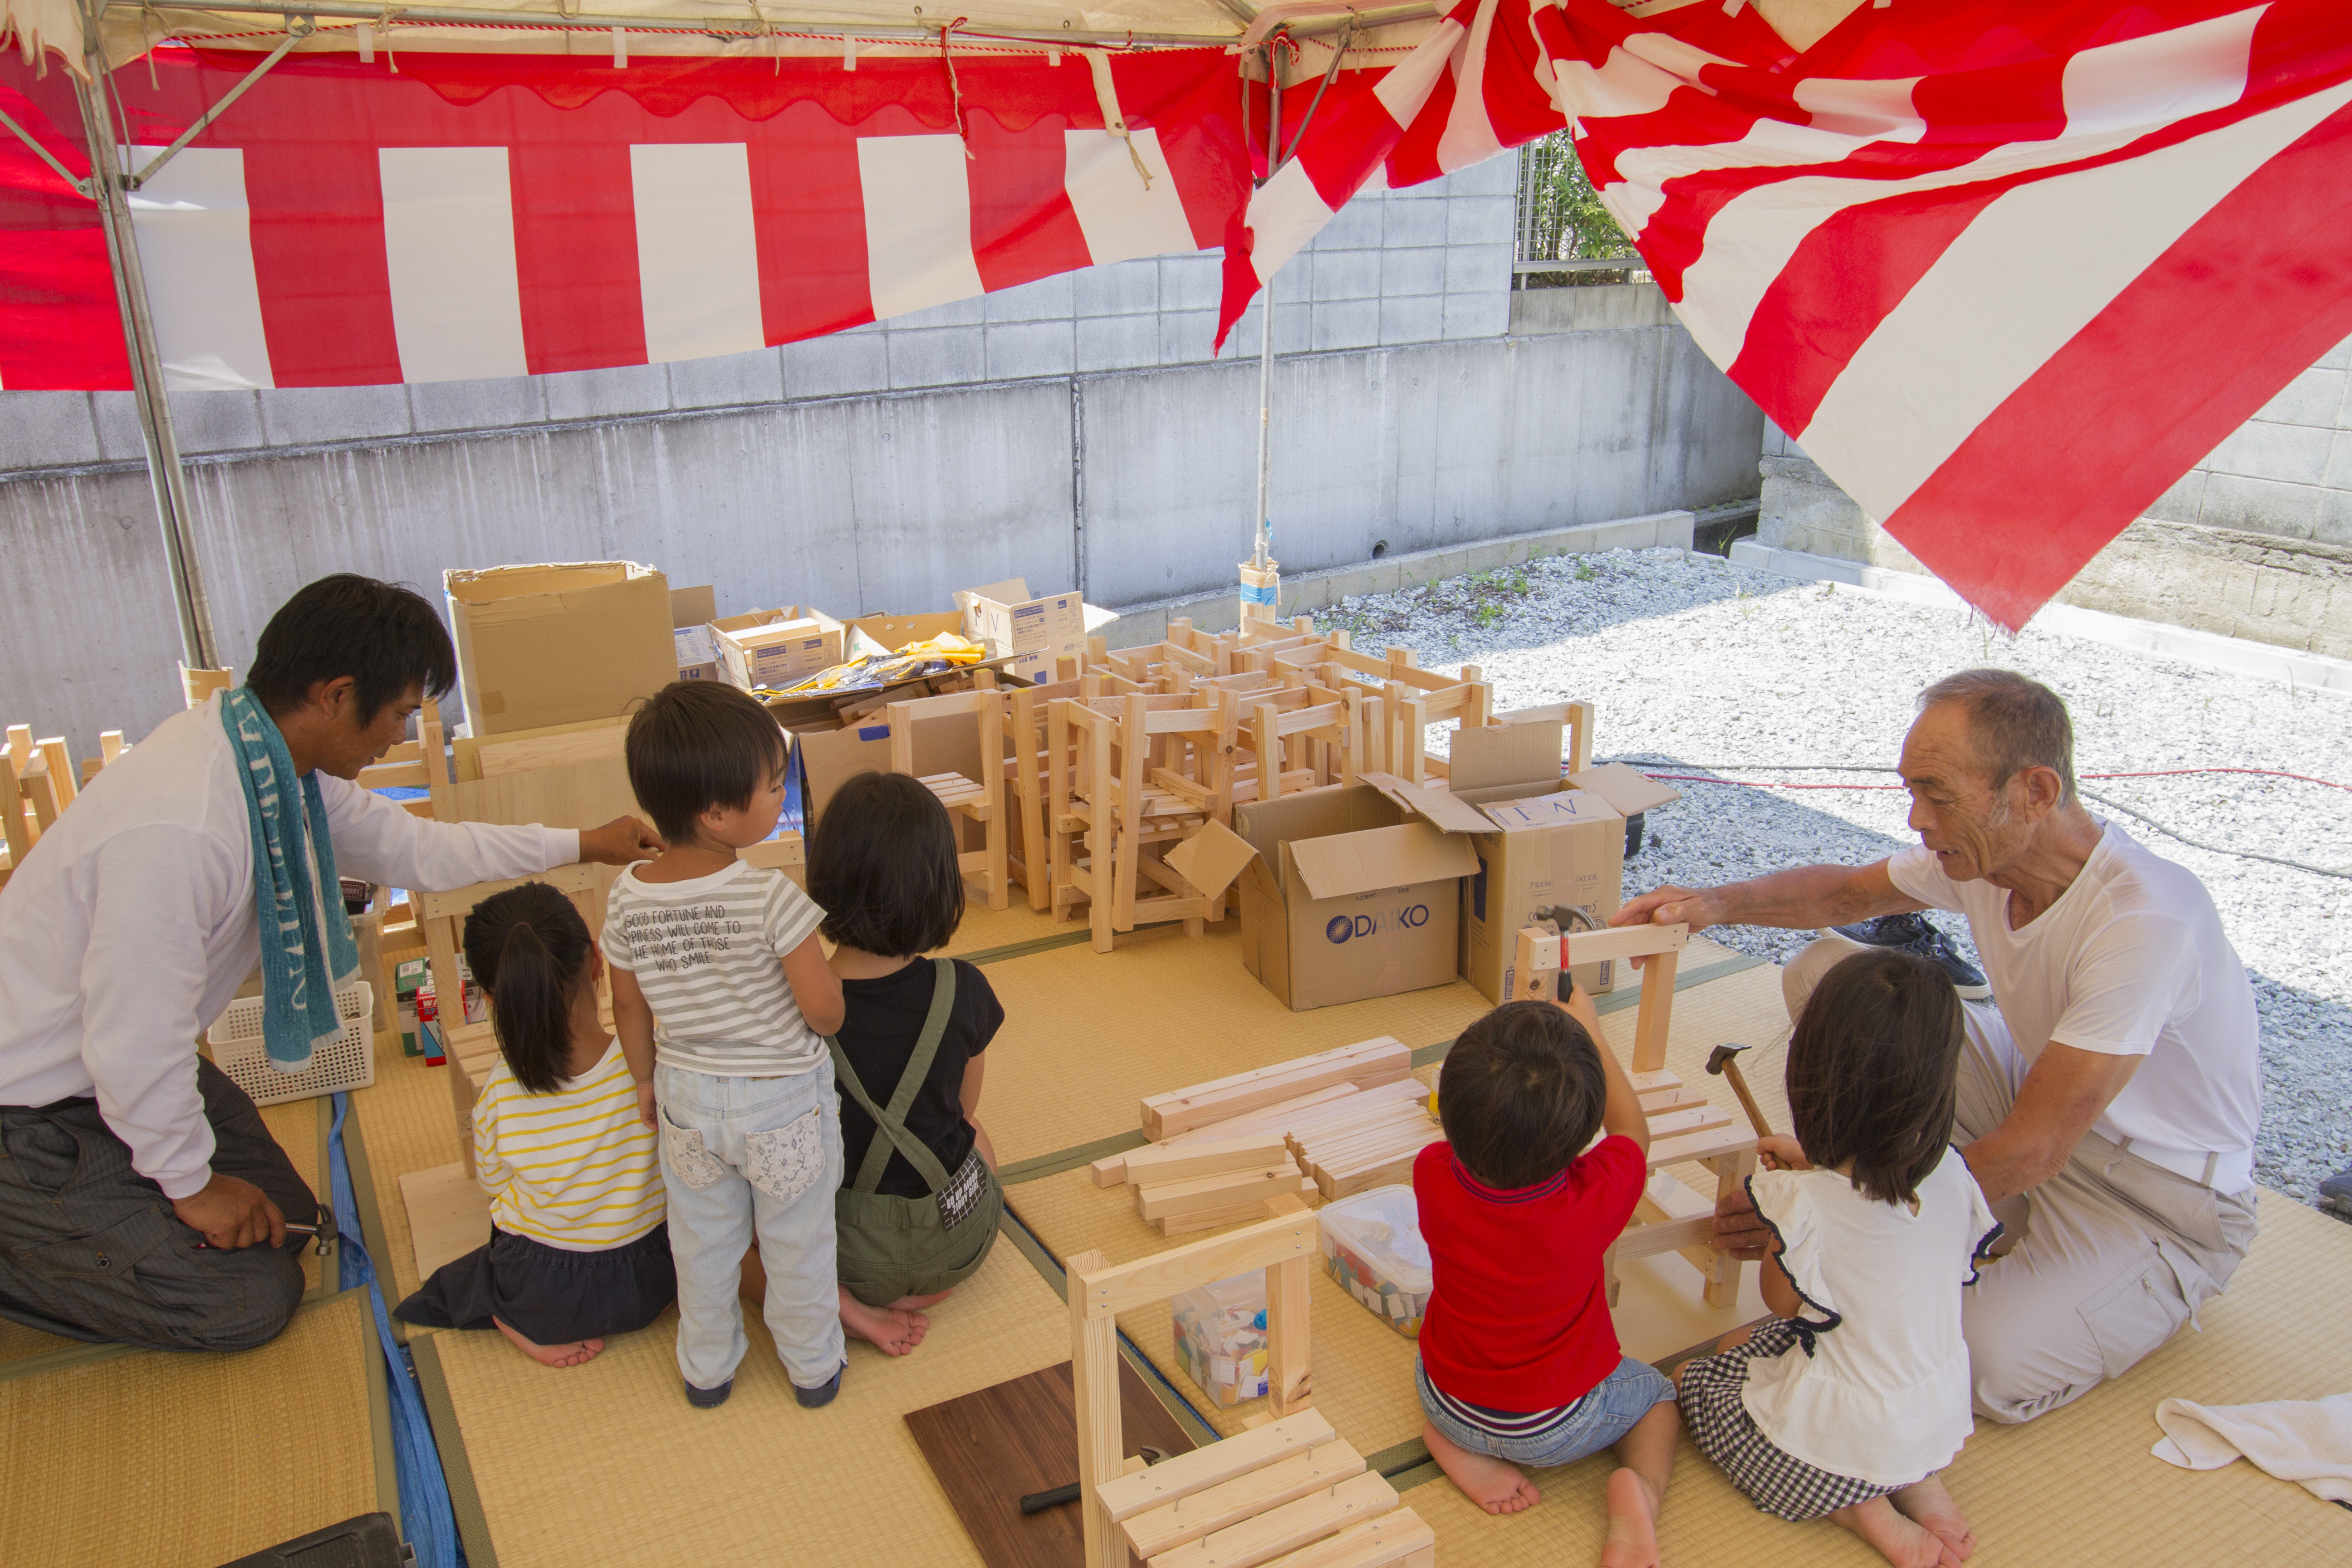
1757, 332, 2352, 659
1, 159, 1765, 759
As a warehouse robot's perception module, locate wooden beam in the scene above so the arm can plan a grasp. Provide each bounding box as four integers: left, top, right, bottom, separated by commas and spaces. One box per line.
1145, 1471, 1397, 1568
1093, 1409, 1337, 1523
1071, 1206, 1318, 1322
1263, 1192, 1313, 1417
1120, 1440, 1366, 1559
1069, 1247, 1126, 1568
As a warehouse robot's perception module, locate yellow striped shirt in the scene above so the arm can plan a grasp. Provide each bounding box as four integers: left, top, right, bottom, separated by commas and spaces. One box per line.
474, 1040, 664, 1250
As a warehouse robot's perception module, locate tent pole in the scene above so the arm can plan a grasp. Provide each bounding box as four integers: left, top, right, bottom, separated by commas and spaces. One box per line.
71, 33, 215, 671
1252, 46, 1280, 578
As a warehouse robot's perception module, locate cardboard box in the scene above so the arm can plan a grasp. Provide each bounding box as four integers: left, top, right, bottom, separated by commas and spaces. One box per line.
1233, 784, 1478, 1012
847, 611, 967, 652
955, 578, 1088, 683
789, 708, 988, 833
445, 562, 675, 735
1366, 730, 1681, 1004
669, 584, 717, 628
674, 624, 725, 683
713, 607, 846, 690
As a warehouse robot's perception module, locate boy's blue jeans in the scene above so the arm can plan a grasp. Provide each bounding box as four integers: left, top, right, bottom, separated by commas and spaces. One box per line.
1417, 1353, 1674, 1469
655, 1061, 846, 1393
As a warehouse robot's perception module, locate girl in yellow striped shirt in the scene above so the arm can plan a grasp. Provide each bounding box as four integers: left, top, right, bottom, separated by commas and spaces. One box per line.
395, 883, 674, 1367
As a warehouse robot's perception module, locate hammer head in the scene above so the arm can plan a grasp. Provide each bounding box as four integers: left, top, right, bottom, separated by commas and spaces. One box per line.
1138, 1448, 1171, 1465
1706, 1044, 1749, 1077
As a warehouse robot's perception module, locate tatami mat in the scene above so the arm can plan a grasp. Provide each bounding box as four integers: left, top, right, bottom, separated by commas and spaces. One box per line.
0, 1094, 328, 1366
426, 1234, 1078, 1568
0, 1288, 386, 1567
1408, 1191, 2352, 1567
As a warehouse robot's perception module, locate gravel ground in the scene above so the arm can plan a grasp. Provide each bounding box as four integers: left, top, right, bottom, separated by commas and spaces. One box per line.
1316, 547, 2352, 1207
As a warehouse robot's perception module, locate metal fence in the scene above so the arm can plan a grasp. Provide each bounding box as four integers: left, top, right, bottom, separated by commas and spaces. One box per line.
1513, 131, 1651, 288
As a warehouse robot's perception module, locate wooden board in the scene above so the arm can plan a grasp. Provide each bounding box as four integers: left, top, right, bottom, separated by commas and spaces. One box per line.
904, 1358, 1200, 1568
399, 1160, 493, 1286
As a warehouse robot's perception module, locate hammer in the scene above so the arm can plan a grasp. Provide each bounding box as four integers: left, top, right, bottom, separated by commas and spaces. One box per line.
1705, 1044, 1774, 1140
1020, 1448, 1171, 1514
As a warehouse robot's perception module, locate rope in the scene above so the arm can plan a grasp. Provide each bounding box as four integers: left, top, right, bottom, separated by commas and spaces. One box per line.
328, 1094, 461, 1567
939, 16, 972, 157
1601, 757, 2352, 880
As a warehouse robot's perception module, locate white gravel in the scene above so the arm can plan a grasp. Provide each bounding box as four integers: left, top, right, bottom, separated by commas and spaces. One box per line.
1317, 547, 2352, 1208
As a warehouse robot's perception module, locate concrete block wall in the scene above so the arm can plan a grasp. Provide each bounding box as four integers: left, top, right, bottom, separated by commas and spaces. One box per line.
1755, 329, 2352, 658
2, 158, 1769, 756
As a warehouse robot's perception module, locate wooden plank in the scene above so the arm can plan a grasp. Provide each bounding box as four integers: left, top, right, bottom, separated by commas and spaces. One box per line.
474, 724, 628, 778
1250, 1509, 1434, 1568
452, 714, 628, 782
1627, 1069, 1682, 1095
1612, 1212, 1718, 1262
1122, 1443, 1365, 1560
1145, 1471, 1397, 1568
1159, 1198, 1301, 1237
1094, 1411, 1337, 1524
1262, 1193, 1312, 1418
1559, 921, 1688, 966
1642, 1104, 1733, 1139
1070, 1248, 1127, 1568
1124, 1138, 1296, 1187
1645, 1123, 1757, 1170
1073, 1209, 1318, 1323
1637, 1085, 1710, 1114
1630, 946, 1678, 1075
36, 738, 75, 809
1100, 1086, 1369, 1188
397, 1160, 492, 1284
1135, 1168, 1305, 1221
905, 1357, 1198, 1568
1142, 1039, 1410, 1140
415, 863, 601, 921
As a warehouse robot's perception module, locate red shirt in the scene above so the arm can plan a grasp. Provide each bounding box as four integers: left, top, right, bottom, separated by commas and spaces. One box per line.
1412, 1136, 1646, 1411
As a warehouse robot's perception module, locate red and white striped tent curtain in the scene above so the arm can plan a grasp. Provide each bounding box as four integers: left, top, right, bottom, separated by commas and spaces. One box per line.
5, 0, 2350, 628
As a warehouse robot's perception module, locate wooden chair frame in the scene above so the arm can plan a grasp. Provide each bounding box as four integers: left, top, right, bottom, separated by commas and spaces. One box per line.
1514, 921, 1758, 1308
1006, 678, 1084, 911
886, 688, 1011, 912
1067, 1194, 1317, 1568
1052, 695, 1222, 951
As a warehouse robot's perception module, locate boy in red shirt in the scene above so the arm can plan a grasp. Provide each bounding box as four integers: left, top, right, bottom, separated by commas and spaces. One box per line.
1414, 983, 1677, 1566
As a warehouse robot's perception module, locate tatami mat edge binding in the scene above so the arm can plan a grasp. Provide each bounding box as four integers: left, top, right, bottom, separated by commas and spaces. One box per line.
413, 1330, 500, 1568
340, 1096, 408, 1341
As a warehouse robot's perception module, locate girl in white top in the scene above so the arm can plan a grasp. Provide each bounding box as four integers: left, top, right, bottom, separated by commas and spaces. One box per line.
1675, 948, 2001, 1568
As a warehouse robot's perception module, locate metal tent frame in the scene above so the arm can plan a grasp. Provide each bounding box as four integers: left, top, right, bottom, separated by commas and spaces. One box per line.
1, 0, 1426, 666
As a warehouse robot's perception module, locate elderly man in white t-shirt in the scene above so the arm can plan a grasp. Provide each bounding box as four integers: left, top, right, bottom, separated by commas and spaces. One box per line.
1615, 669, 2261, 1423
0, 575, 659, 1354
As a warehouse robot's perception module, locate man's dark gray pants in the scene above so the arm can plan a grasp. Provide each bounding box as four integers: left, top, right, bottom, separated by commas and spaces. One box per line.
0, 1059, 318, 1352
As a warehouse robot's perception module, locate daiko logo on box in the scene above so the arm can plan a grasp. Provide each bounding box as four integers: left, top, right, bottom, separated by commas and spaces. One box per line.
1324, 905, 1432, 945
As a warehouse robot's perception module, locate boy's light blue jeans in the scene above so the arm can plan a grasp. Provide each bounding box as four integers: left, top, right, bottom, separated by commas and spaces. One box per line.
655, 1061, 846, 1394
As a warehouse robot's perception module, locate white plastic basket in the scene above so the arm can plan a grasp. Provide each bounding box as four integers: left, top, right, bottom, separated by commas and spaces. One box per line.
207, 981, 377, 1106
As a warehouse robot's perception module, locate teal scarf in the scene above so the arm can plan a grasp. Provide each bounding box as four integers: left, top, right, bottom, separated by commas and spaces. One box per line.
222, 687, 360, 1072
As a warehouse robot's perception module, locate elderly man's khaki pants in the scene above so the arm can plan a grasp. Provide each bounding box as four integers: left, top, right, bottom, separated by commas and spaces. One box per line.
1783, 938, 2259, 1424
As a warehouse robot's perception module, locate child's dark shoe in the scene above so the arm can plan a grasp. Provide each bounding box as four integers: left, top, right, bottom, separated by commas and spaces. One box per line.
684, 1378, 733, 1409
793, 1364, 846, 1408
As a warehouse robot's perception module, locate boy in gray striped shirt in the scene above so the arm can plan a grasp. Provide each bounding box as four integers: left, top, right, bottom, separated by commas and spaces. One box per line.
607, 682, 855, 1410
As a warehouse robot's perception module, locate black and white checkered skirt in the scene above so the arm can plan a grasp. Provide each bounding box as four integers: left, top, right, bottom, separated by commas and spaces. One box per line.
1676, 1319, 1908, 1521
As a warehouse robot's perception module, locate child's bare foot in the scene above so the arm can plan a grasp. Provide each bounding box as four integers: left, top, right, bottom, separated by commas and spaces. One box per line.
1892, 1479, 1975, 1561
1421, 1421, 1541, 1515
838, 1289, 928, 1356
1831, 1495, 1959, 1568
1600, 1467, 1660, 1568
493, 1317, 604, 1367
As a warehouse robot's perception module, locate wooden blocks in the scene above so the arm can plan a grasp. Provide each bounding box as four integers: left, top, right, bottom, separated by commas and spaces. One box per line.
1121, 1439, 1368, 1558
1287, 1094, 1443, 1201
1142, 1038, 1412, 1141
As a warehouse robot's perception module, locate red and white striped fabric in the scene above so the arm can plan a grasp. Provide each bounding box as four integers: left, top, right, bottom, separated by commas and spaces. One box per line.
0, 46, 1246, 393
1234, 0, 2352, 629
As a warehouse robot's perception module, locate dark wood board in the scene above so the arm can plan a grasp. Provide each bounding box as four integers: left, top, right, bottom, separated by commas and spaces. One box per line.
906, 1358, 1200, 1568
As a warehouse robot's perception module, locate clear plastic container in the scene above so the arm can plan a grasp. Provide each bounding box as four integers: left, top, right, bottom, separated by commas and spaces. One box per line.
1172, 1270, 1269, 1407
1319, 1184, 1432, 1339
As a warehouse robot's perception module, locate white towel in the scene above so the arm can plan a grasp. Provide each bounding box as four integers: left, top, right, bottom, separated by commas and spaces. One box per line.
2151, 1392, 2352, 1503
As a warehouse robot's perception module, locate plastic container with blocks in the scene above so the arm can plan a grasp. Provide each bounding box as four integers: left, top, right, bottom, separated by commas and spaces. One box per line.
206, 981, 377, 1106
1319, 1183, 1432, 1338
1173, 1270, 1269, 1407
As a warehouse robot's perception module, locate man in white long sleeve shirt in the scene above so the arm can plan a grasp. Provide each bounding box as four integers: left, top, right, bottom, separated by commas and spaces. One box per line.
0, 576, 658, 1352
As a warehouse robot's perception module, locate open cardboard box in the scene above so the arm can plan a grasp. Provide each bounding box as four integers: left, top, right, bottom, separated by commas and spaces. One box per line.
1362, 725, 1680, 1002
713, 607, 846, 690
954, 579, 1117, 683
1232, 784, 1479, 1011
444, 561, 675, 735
